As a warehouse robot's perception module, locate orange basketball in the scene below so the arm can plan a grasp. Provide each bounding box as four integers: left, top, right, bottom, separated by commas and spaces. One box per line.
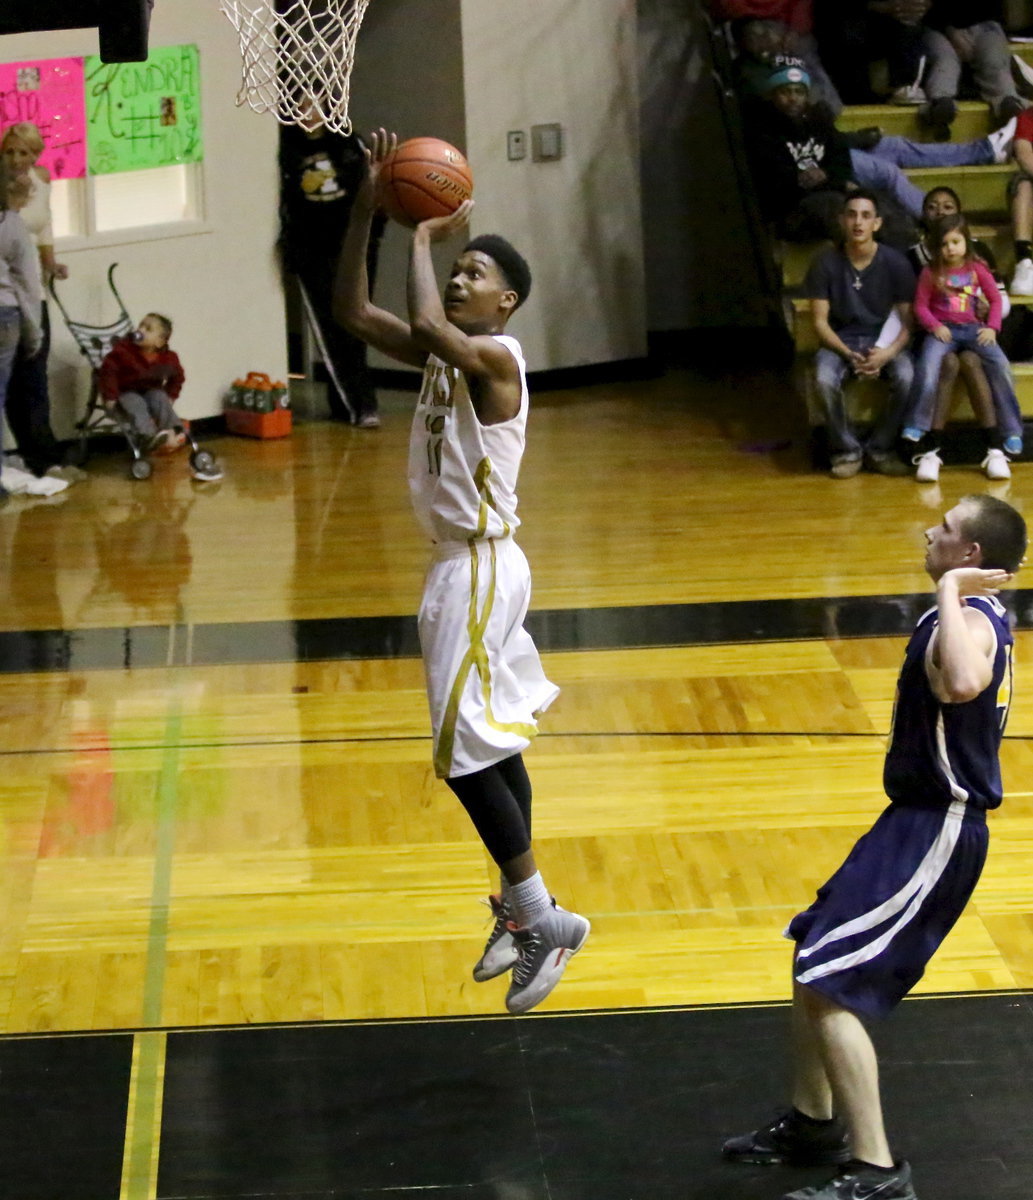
376, 137, 473, 228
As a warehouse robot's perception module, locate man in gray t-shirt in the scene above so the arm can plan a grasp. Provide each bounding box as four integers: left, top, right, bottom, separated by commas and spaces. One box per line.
804, 190, 914, 478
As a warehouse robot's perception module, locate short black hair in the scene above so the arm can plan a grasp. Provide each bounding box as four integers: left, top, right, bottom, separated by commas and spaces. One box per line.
464, 235, 532, 309
958, 494, 1028, 574
841, 189, 881, 215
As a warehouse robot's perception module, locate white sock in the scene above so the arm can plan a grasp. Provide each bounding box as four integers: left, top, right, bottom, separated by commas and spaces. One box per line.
508, 871, 551, 926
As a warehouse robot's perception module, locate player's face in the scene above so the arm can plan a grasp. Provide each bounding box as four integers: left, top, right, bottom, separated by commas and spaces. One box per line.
841, 199, 881, 245
770, 83, 808, 120
925, 502, 979, 581
2, 134, 37, 176
923, 190, 958, 224
136, 315, 168, 351
443, 251, 515, 332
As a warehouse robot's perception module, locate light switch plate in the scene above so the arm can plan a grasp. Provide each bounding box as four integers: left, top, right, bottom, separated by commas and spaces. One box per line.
531, 123, 563, 162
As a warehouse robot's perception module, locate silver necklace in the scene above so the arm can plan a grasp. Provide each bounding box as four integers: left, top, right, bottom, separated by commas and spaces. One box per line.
849, 248, 875, 289
850, 261, 870, 290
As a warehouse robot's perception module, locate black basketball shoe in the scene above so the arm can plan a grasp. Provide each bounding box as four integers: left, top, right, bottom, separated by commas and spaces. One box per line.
722, 1108, 851, 1167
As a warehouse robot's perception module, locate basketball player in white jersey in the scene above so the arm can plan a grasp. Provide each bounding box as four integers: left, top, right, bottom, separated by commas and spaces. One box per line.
334, 129, 589, 1015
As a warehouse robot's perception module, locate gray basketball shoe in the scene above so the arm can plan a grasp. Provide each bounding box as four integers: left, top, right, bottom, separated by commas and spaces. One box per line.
781, 1159, 917, 1200
472, 894, 518, 982
505, 902, 590, 1014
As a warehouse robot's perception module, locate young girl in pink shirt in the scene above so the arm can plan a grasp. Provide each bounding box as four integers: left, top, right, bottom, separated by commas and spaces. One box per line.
902, 214, 1023, 481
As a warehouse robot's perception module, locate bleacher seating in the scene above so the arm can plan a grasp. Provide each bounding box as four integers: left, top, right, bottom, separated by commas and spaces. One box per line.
786, 43, 1033, 434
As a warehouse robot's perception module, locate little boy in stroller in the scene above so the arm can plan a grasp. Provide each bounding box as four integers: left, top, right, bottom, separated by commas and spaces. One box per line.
98, 312, 186, 453
50, 264, 222, 482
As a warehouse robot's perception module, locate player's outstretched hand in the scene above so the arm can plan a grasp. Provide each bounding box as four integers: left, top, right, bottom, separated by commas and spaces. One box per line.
358, 128, 397, 210
415, 199, 474, 242
940, 566, 1015, 601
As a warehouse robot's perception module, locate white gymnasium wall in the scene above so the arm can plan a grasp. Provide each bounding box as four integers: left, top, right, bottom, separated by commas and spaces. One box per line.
459, 0, 647, 371
0, 3, 286, 436
348, 0, 467, 375
349, 0, 647, 375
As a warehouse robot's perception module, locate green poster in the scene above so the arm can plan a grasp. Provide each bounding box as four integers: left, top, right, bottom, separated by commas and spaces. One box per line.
85, 44, 203, 174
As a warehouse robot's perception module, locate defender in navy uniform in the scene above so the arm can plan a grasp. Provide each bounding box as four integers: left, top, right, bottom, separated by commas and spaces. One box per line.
724, 495, 1027, 1200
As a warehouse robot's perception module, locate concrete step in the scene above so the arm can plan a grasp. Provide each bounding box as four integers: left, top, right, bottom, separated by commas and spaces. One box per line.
777, 239, 829, 290
901, 163, 1012, 215
1011, 40, 1033, 67
837, 101, 995, 143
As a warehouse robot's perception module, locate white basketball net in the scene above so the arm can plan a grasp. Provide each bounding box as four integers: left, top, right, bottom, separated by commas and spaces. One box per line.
219, 0, 372, 134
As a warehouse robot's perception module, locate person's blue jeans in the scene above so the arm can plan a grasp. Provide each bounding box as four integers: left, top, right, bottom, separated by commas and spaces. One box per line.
906, 324, 1024, 441
5, 300, 62, 476
850, 135, 994, 219
0, 306, 22, 468
814, 335, 913, 462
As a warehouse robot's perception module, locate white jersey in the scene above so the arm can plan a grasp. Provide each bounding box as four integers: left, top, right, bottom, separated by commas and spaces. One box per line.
407, 334, 527, 544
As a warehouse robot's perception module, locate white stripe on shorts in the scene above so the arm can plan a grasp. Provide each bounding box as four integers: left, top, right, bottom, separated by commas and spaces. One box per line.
795, 798, 966, 987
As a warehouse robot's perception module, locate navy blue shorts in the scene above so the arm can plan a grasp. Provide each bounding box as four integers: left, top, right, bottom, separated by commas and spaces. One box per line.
788, 801, 988, 1019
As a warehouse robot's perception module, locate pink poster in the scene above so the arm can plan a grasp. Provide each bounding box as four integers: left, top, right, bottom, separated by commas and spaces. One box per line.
0, 58, 87, 180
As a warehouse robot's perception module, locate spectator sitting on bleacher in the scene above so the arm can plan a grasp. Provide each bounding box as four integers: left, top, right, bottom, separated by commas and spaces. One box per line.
805, 189, 914, 478
908, 186, 1004, 278
905, 185, 1007, 471
902, 213, 1023, 481
908, 184, 1033, 356
745, 57, 910, 247
744, 57, 1015, 251
1007, 102, 1033, 295
920, 1, 1028, 140
711, 0, 843, 116
813, 0, 934, 106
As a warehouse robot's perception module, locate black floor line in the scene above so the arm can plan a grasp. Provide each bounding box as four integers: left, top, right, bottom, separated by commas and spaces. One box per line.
4, 589, 1032, 674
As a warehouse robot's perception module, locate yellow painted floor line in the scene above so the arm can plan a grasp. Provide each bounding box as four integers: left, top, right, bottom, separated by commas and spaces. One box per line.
119, 1030, 167, 1200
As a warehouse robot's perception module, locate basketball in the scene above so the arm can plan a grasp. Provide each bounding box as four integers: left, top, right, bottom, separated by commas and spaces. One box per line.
376, 137, 474, 228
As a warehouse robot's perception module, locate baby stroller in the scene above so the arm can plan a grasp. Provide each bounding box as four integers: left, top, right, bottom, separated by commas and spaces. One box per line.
49, 264, 221, 481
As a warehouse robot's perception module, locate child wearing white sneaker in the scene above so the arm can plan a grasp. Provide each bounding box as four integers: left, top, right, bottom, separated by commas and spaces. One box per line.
97, 312, 186, 454
902, 214, 1023, 481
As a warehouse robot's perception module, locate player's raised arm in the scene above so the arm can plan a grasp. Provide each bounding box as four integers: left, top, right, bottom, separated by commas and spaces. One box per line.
407, 208, 522, 423
333, 129, 427, 368
929, 566, 1011, 703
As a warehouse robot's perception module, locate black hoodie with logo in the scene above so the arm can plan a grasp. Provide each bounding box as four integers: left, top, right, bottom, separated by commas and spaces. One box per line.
743, 100, 854, 224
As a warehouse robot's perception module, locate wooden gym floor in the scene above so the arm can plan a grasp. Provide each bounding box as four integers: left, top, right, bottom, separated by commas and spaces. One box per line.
2, 367, 1033, 1198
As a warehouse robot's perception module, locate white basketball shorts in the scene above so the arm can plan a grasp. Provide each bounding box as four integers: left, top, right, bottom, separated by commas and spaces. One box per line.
418, 536, 559, 779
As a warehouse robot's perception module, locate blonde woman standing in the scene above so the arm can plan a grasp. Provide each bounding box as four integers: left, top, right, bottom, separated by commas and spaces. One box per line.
0, 157, 42, 498
1, 121, 70, 477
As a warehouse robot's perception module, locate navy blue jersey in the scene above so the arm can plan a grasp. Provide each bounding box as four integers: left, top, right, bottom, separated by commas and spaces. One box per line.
884, 597, 1014, 810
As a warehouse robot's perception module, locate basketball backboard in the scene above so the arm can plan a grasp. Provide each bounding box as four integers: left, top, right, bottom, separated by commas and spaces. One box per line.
0, 1, 153, 63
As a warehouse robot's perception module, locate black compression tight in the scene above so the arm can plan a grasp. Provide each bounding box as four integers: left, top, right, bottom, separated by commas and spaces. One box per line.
445, 753, 532, 867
